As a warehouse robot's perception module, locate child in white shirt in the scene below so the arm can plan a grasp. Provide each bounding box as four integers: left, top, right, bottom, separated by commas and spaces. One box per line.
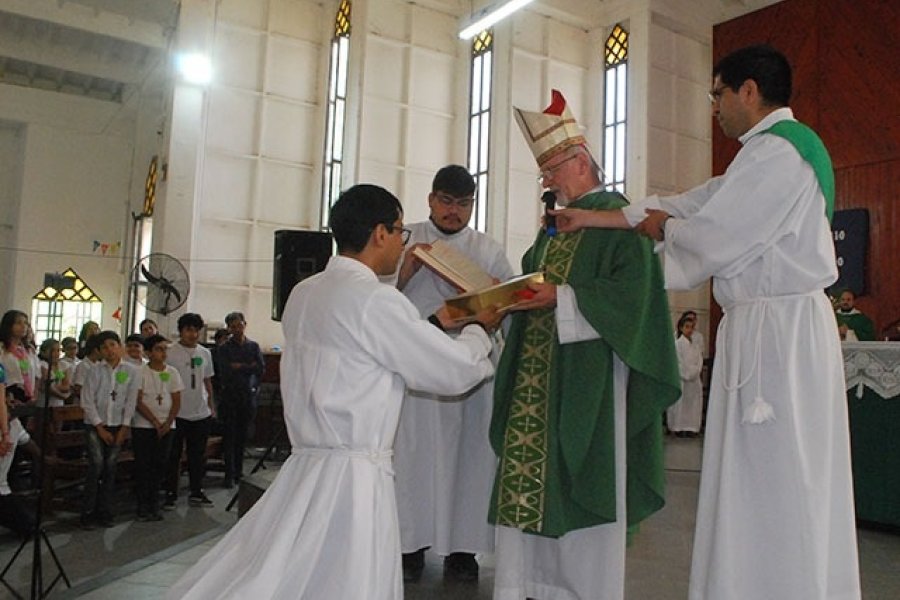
133, 334, 183, 521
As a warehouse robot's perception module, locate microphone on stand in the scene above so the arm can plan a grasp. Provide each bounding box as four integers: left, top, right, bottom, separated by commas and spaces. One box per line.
542, 191, 557, 237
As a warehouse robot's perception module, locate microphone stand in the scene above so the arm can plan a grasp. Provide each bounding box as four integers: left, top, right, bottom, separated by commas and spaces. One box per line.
0, 373, 71, 599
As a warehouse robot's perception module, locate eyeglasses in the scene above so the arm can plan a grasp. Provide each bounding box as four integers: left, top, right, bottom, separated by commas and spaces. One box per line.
384, 223, 412, 245
433, 192, 474, 209
707, 85, 730, 104
537, 154, 578, 183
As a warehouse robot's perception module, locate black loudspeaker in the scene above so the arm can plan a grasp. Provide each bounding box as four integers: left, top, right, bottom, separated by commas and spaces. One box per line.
272, 230, 333, 321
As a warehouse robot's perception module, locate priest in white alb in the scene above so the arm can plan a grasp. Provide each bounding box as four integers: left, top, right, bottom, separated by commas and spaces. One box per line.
389, 165, 515, 582
552, 44, 861, 600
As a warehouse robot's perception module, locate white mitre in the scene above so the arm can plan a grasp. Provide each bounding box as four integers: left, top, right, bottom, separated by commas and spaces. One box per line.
513, 89, 589, 166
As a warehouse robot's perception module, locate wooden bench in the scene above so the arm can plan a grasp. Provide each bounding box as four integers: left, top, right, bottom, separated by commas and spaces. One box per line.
34, 407, 223, 512
37, 406, 134, 514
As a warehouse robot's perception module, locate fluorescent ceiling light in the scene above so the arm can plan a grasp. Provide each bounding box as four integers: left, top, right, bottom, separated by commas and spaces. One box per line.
176, 53, 212, 85
459, 0, 536, 39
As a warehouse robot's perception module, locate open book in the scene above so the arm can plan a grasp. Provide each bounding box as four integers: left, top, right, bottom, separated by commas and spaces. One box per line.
444, 272, 545, 322
411, 240, 497, 292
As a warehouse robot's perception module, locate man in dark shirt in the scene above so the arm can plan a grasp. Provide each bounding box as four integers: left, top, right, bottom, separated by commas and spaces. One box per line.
217, 312, 265, 488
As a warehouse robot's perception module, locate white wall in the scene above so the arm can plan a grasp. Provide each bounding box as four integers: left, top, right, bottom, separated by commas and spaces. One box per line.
161, 0, 329, 347
354, 0, 466, 224
646, 9, 713, 336
503, 10, 593, 267
0, 83, 136, 332
0, 120, 25, 312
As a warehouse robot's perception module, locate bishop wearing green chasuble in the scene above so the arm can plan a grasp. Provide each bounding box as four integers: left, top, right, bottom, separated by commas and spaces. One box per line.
489, 90, 681, 600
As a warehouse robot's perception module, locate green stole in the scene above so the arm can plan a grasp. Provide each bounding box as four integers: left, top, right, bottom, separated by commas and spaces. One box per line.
489, 190, 681, 537
764, 120, 835, 222
836, 311, 876, 341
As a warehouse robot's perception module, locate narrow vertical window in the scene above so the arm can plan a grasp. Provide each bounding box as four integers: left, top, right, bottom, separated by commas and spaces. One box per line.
467, 29, 493, 233
603, 24, 628, 193
129, 215, 154, 333
127, 155, 158, 333
321, 0, 352, 229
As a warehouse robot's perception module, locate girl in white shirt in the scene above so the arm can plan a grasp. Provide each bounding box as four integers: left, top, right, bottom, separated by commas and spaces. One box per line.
38, 338, 72, 408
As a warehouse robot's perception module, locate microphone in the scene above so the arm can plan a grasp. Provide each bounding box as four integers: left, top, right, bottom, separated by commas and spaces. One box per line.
542, 191, 557, 237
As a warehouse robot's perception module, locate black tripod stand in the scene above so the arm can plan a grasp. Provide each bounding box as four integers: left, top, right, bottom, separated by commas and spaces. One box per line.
0, 379, 71, 599
224, 420, 286, 513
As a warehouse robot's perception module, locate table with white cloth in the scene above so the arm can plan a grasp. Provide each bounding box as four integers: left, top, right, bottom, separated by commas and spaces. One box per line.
843, 341, 900, 527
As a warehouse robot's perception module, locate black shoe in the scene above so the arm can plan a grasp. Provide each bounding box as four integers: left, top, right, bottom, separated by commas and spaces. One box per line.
188, 492, 214, 507
223, 477, 234, 489
147, 512, 164, 522
97, 514, 115, 528
402, 549, 425, 583
162, 493, 177, 510
79, 515, 96, 530
444, 552, 478, 582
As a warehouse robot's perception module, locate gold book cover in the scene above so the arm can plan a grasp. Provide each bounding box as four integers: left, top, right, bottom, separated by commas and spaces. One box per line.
444, 272, 544, 320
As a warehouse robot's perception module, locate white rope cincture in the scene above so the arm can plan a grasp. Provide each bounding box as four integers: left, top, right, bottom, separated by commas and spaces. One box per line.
723, 291, 824, 424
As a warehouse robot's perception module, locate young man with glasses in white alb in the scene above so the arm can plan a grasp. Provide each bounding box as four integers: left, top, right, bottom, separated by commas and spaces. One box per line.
391, 165, 515, 583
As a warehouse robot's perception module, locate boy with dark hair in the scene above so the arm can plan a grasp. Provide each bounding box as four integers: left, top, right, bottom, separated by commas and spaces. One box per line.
80, 331, 139, 528
133, 334, 182, 521
164, 313, 216, 508
123, 333, 146, 367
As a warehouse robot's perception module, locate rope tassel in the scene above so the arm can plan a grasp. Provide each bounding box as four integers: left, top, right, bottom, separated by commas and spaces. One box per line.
742, 396, 775, 424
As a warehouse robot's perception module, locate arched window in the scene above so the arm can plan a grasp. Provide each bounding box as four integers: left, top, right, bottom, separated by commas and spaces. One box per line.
320, 0, 352, 230
603, 24, 628, 193
31, 268, 103, 345
467, 29, 493, 233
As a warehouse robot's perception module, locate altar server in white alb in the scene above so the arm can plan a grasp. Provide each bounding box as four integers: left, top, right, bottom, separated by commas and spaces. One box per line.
167, 184, 503, 600
667, 311, 705, 436
551, 44, 860, 599
389, 165, 515, 582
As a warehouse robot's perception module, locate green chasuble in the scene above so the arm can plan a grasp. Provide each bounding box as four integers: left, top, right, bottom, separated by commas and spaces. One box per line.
488, 190, 681, 538
836, 311, 876, 341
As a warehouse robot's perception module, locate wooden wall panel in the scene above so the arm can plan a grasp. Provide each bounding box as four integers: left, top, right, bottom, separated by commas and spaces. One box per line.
819, 0, 900, 169
708, 0, 900, 347
835, 161, 900, 333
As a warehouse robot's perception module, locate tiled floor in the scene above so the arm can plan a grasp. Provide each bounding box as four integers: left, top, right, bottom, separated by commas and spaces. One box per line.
3, 438, 899, 599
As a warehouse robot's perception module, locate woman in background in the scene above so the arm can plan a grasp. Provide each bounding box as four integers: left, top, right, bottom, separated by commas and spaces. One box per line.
0, 310, 38, 404
667, 312, 705, 437
77, 321, 100, 359
38, 338, 72, 407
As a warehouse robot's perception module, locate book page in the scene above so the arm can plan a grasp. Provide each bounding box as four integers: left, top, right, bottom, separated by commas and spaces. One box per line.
412, 240, 496, 292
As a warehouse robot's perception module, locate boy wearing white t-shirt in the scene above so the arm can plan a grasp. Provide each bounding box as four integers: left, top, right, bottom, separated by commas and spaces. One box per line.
164, 313, 216, 509
133, 334, 182, 521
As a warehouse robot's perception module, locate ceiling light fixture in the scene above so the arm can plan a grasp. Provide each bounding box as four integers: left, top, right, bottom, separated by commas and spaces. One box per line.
176, 53, 212, 85
458, 0, 536, 40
